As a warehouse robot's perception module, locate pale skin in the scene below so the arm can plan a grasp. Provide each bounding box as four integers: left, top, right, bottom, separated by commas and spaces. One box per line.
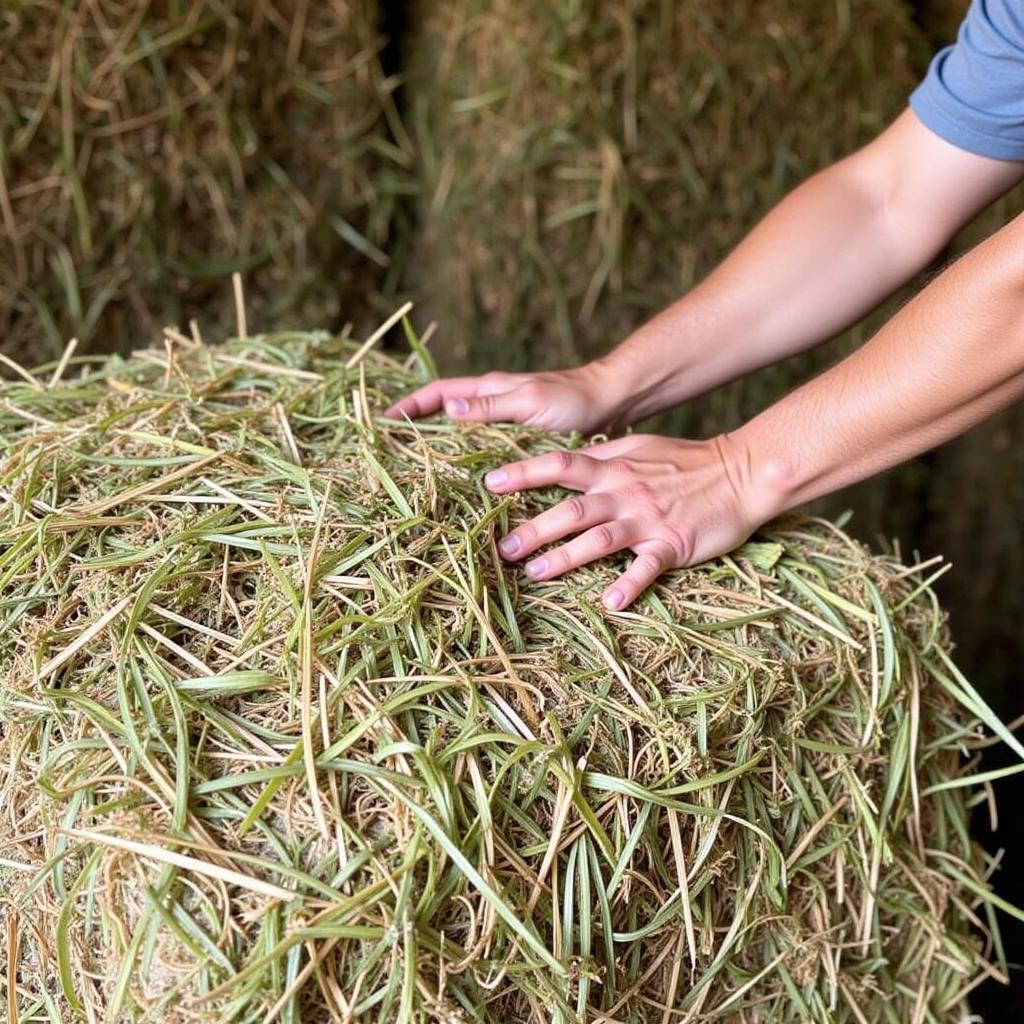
385, 110, 1024, 611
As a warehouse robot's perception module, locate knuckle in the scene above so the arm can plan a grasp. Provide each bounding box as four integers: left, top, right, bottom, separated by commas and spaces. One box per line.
517, 521, 538, 545
593, 525, 616, 552
564, 496, 588, 524
635, 552, 665, 577
623, 480, 653, 497
548, 548, 570, 572
622, 482, 661, 516
636, 502, 664, 522
660, 525, 692, 565
550, 450, 574, 472
606, 458, 635, 477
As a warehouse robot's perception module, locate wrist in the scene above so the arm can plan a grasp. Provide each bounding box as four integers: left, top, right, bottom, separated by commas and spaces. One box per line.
590, 291, 740, 425
574, 357, 641, 431
714, 425, 801, 529
587, 346, 682, 428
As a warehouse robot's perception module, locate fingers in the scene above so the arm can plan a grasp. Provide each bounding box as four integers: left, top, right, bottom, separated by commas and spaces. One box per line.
384, 373, 534, 423
485, 450, 603, 493
497, 493, 618, 561
601, 540, 676, 611
522, 519, 644, 582
383, 378, 481, 420
580, 434, 649, 460
444, 386, 537, 423
501, 505, 678, 608
488, 443, 682, 608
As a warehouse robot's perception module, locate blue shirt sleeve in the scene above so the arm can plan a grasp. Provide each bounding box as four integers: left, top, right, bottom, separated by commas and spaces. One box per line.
910, 0, 1024, 161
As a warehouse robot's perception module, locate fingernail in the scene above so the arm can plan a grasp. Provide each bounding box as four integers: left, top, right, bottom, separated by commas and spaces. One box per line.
499, 535, 521, 556
447, 398, 469, 415
485, 469, 508, 489
526, 557, 547, 578
603, 588, 624, 610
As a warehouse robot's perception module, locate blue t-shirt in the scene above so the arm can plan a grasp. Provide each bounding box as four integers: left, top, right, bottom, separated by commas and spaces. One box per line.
911, 0, 1024, 161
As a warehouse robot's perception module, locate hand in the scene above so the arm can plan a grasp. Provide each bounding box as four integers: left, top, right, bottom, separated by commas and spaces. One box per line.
383, 362, 625, 434
485, 433, 776, 610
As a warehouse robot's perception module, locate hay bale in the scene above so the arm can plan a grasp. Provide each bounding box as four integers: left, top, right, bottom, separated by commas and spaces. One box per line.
1, 321, 1019, 1022
0, 1, 413, 365
402, 0, 927, 432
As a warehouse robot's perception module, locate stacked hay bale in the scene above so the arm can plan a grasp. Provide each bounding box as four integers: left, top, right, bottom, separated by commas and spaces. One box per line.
402, 0, 926, 433
0, 1, 413, 364
1, 321, 1020, 1022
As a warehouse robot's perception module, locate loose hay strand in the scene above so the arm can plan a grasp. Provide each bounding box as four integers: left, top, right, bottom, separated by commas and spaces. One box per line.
56, 828, 294, 902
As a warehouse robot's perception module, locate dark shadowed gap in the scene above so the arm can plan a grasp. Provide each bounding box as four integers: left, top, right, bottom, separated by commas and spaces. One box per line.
906, 0, 967, 47
368, 0, 418, 351
378, 0, 409, 92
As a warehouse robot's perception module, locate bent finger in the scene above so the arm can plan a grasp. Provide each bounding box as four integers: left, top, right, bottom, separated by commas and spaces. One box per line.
524, 518, 643, 581
485, 449, 602, 494
497, 493, 618, 561
446, 387, 536, 423
383, 377, 481, 420
581, 434, 649, 460
601, 540, 676, 611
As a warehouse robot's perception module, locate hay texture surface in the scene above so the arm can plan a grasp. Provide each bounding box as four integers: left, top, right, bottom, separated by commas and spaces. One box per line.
0, 1, 411, 363
1, 325, 1020, 1023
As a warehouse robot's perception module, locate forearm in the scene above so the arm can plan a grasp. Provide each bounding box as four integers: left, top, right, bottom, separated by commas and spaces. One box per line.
596, 111, 1023, 424
597, 169, 921, 420
731, 211, 1024, 518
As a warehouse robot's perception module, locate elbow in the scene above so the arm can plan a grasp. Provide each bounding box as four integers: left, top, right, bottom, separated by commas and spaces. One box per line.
842, 107, 1024, 275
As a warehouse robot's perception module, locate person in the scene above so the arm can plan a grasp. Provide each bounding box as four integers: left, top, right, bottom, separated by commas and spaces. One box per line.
386, 0, 1024, 612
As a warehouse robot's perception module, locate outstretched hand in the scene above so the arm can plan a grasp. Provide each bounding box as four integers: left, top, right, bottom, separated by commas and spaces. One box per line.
485, 433, 770, 610
385, 366, 779, 606
383, 364, 622, 434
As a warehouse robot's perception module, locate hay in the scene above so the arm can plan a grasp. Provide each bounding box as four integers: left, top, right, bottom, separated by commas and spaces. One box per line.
0, 1, 413, 365
402, 0, 927, 433
1, 318, 1022, 1023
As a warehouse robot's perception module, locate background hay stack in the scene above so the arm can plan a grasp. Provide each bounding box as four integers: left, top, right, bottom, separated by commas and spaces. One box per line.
0, 0, 412, 364
1, 326, 1020, 1022
402, 0, 924, 431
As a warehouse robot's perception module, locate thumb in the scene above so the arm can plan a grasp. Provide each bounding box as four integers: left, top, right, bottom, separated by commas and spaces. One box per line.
445, 386, 536, 423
